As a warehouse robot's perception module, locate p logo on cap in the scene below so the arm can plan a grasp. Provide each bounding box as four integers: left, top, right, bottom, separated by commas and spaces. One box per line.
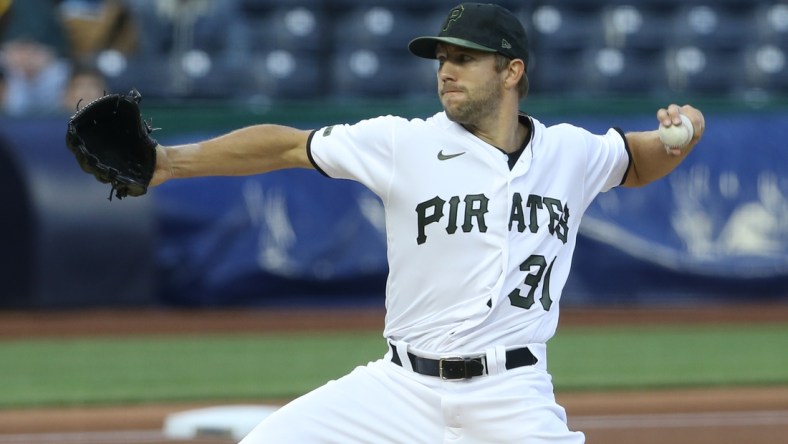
443, 5, 464, 31
409, 2, 529, 68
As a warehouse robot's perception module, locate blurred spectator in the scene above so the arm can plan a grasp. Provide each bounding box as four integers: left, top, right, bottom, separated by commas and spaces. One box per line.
62, 63, 108, 112
58, 0, 139, 63
0, 0, 72, 115
0, 39, 71, 116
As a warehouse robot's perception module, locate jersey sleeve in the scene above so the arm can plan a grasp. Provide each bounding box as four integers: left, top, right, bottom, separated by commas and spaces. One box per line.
307, 115, 402, 197
580, 126, 631, 198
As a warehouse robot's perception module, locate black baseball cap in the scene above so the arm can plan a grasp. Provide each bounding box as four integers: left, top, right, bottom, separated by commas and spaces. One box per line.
409, 3, 529, 67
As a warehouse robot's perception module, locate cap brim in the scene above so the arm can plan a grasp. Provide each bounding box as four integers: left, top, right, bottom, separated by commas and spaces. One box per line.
408, 36, 496, 59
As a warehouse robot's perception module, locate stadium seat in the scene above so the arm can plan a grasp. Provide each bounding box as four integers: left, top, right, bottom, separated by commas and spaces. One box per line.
526, 49, 584, 96
327, 0, 521, 13
541, 0, 619, 8
527, 4, 604, 52
101, 53, 172, 99
403, 57, 440, 98
244, 6, 327, 52
670, 4, 755, 51
664, 0, 757, 7
183, 60, 249, 100
663, 45, 741, 94
124, 0, 251, 99
752, 2, 788, 47
333, 7, 430, 52
329, 49, 416, 98
328, 0, 441, 9
125, 0, 777, 100
102, 51, 247, 101
127, 0, 249, 56
239, 0, 324, 13
580, 47, 666, 95
742, 44, 788, 93
238, 50, 327, 100
599, 4, 672, 51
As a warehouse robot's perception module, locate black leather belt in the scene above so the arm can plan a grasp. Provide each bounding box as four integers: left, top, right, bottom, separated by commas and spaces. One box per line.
389, 343, 538, 380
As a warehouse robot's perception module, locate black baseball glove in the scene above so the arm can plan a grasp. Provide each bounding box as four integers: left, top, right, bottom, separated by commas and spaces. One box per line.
66, 89, 158, 200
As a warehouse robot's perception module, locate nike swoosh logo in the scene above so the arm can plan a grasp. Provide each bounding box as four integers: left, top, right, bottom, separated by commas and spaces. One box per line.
437, 150, 466, 161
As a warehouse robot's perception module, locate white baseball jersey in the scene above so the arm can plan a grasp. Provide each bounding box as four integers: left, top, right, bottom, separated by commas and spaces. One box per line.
308, 111, 630, 354
241, 112, 630, 443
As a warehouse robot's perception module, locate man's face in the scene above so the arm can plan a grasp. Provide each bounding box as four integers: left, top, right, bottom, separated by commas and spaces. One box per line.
435, 44, 504, 125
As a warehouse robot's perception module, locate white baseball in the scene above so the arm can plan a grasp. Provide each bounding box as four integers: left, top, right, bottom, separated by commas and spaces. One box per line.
658, 113, 694, 148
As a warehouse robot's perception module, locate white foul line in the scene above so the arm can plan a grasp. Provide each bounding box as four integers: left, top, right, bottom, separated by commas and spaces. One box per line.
570, 410, 788, 430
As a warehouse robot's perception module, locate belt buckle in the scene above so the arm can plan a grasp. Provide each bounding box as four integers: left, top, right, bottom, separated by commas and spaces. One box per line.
439, 356, 467, 380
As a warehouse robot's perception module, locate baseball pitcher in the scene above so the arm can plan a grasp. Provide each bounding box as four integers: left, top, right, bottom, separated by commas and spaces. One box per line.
74, 3, 706, 443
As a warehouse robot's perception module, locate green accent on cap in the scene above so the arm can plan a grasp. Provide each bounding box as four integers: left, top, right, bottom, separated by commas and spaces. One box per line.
408, 36, 496, 59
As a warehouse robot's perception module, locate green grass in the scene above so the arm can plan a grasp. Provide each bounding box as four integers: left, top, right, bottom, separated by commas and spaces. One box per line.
549, 324, 788, 390
1, 324, 786, 408
0, 332, 386, 408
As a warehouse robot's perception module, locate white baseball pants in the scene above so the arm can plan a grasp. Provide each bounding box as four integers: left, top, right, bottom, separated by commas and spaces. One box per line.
239, 343, 584, 443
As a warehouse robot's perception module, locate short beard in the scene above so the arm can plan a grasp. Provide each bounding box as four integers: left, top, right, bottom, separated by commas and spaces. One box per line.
443, 80, 503, 125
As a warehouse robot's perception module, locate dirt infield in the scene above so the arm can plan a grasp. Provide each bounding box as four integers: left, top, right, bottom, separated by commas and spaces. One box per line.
3, 304, 788, 339
1, 304, 787, 443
